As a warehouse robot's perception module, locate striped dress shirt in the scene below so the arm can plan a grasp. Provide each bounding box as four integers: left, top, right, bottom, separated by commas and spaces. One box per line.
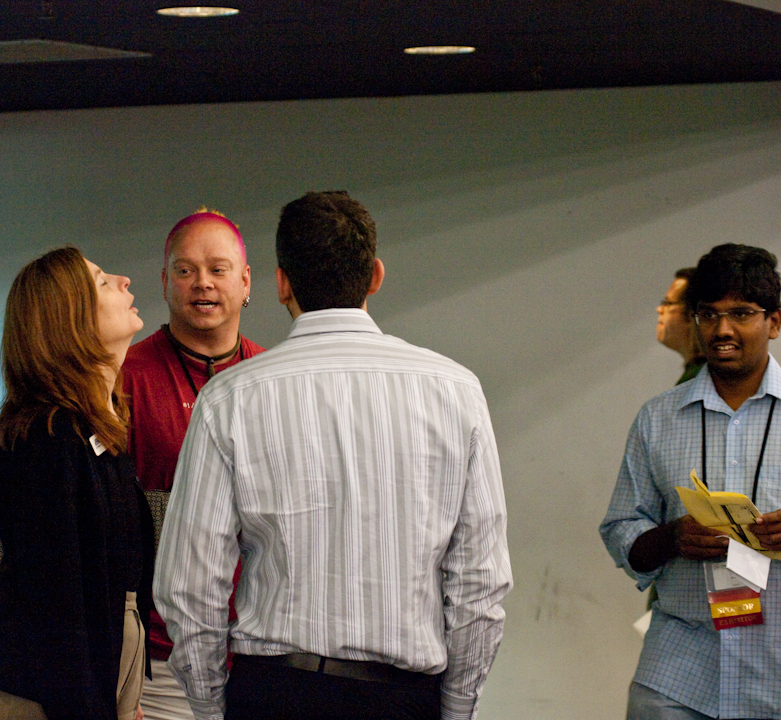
600, 355, 781, 718
154, 309, 512, 720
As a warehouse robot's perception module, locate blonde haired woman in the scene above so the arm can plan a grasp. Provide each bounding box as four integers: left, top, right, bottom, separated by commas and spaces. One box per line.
0, 246, 154, 720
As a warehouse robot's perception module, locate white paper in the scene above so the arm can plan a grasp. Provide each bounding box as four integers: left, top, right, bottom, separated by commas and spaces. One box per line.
710, 561, 747, 591
633, 609, 652, 637
726, 538, 770, 590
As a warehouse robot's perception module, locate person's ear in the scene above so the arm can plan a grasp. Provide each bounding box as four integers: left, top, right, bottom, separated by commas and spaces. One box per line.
768, 309, 781, 340
276, 267, 293, 305
242, 264, 251, 296
367, 258, 384, 296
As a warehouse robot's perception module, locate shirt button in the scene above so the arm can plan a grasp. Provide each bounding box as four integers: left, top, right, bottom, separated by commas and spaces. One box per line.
734, 419, 740, 425
732, 460, 738, 466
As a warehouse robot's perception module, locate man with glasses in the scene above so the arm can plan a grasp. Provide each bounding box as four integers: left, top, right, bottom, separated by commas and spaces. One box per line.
657, 267, 705, 385
601, 243, 781, 719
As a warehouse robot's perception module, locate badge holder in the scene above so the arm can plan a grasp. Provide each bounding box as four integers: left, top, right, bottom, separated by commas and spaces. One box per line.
704, 559, 763, 630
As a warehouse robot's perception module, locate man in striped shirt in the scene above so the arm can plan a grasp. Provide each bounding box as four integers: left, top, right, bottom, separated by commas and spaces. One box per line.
154, 191, 512, 720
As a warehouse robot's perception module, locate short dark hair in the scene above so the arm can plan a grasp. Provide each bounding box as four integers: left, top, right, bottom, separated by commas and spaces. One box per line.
276, 191, 377, 312
686, 243, 781, 314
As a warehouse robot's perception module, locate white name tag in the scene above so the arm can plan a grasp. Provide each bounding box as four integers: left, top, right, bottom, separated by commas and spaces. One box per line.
89, 434, 107, 456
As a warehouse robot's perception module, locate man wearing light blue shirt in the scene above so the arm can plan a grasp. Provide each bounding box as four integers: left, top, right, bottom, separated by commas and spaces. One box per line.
601, 243, 781, 719
154, 191, 512, 720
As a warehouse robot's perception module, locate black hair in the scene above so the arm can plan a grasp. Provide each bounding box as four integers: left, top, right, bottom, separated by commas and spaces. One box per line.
686, 243, 781, 314
674, 267, 696, 283
276, 191, 377, 313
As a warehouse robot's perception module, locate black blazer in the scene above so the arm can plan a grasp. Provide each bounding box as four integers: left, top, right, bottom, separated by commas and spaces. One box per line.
0, 411, 154, 720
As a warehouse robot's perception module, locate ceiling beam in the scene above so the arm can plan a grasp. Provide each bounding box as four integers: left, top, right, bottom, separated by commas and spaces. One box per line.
726, 0, 781, 14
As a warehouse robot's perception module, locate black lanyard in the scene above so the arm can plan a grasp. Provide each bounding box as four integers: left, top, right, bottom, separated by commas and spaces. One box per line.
700, 395, 777, 504
161, 324, 243, 399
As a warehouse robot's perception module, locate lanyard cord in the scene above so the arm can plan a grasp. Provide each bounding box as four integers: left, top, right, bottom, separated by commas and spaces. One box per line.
161, 324, 243, 399
700, 395, 777, 504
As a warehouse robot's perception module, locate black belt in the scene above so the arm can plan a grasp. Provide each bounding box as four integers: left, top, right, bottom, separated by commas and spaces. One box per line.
235, 653, 442, 690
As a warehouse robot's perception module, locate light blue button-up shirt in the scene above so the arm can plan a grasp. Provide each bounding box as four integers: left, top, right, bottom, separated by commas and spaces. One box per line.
601, 356, 781, 718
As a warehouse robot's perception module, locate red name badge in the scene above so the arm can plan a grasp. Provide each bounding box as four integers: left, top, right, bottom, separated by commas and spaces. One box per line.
707, 585, 763, 630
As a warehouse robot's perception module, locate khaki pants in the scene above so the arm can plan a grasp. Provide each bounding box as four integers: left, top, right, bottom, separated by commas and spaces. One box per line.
0, 692, 47, 720
141, 659, 196, 720
117, 591, 146, 720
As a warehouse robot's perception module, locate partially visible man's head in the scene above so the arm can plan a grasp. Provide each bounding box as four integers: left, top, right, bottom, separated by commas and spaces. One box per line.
276, 191, 377, 313
687, 244, 781, 313
656, 267, 696, 354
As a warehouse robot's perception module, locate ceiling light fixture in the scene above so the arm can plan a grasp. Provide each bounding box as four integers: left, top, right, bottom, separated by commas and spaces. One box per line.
157, 6, 239, 17
404, 46, 475, 55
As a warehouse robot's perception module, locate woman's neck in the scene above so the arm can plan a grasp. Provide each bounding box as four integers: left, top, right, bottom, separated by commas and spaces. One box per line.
101, 365, 119, 417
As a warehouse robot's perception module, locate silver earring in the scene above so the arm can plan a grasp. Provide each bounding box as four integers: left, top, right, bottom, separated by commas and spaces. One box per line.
242, 295, 250, 308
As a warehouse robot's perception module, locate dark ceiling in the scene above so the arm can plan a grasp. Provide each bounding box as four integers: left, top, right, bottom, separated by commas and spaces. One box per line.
1, 0, 781, 113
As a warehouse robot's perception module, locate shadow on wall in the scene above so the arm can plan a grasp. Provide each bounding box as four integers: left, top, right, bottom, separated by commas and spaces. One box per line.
2, 82, 780, 271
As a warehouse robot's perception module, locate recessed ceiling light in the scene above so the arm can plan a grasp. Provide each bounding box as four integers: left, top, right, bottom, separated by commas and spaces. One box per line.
157, 6, 239, 17
403, 46, 475, 55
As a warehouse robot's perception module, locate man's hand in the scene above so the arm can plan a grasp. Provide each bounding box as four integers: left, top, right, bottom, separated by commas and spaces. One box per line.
674, 514, 729, 560
628, 515, 727, 572
750, 509, 781, 551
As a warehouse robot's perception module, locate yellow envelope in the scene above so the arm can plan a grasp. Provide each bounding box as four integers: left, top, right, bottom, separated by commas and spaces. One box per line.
675, 469, 781, 560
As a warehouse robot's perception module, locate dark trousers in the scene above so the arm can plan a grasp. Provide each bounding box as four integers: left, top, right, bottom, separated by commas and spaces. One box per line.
225, 654, 441, 720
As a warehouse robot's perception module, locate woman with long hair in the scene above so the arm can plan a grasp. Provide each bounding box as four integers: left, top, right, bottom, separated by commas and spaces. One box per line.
0, 246, 154, 720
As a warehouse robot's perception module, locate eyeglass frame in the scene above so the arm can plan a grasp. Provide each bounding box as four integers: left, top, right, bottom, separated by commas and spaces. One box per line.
693, 306, 767, 327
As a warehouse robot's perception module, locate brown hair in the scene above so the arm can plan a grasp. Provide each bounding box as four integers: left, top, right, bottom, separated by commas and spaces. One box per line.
0, 246, 129, 453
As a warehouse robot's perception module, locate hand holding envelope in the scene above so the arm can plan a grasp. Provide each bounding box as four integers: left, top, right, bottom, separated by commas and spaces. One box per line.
675, 469, 781, 561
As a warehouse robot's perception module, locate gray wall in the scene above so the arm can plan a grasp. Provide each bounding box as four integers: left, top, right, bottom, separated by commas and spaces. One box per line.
2, 81, 781, 718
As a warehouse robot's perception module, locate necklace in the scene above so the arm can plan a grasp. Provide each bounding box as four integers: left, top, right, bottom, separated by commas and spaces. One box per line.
161, 324, 243, 397
700, 396, 776, 504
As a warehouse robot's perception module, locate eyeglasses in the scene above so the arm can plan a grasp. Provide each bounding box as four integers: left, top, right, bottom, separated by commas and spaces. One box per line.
694, 307, 766, 327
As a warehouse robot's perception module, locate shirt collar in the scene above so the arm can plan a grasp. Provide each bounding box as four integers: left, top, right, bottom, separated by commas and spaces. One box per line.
680, 353, 781, 412
287, 308, 383, 339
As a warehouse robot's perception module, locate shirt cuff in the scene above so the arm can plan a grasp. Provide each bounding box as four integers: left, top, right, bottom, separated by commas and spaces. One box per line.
166, 659, 227, 720
633, 566, 663, 592
188, 697, 225, 720
441, 688, 478, 720
605, 520, 662, 588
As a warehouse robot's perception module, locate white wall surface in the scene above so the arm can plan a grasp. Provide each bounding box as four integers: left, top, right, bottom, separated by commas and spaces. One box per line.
2, 81, 781, 718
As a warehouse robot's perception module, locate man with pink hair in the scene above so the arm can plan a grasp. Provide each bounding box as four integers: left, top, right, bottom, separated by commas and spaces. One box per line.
123, 208, 264, 720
